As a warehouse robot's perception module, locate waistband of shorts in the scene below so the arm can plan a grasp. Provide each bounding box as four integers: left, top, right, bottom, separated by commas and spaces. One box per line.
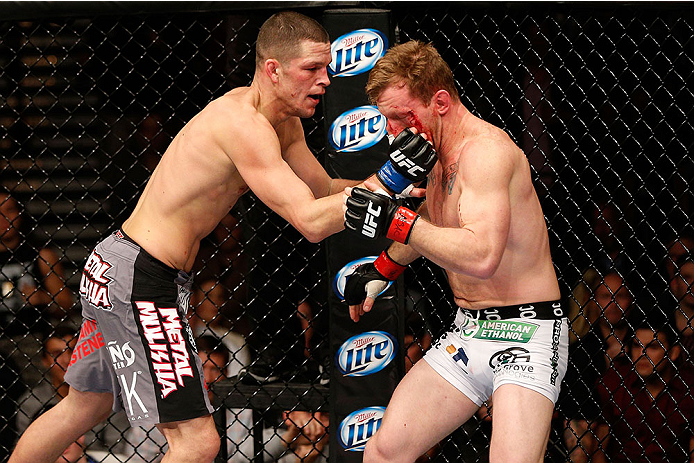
113, 229, 184, 280
458, 300, 564, 321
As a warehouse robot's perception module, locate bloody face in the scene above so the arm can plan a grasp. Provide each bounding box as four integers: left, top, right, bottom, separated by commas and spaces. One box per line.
376, 83, 433, 141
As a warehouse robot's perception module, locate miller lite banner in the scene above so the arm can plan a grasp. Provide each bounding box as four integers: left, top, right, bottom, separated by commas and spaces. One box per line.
328, 105, 387, 153
321, 10, 405, 462
338, 406, 386, 452
328, 28, 388, 77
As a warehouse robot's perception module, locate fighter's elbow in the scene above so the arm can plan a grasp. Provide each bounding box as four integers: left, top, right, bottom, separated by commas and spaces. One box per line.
473, 259, 500, 279
302, 230, 324, 244
293, 220, 326, 244
451, 254, 499, 280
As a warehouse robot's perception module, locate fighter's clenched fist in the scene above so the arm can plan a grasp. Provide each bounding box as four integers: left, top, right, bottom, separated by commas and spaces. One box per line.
343, 250, 406, 322
343, 187, 419, 244
376, 128, 437, 195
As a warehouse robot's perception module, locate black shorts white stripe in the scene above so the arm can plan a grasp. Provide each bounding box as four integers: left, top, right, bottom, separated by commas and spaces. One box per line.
458, 300, 564, 321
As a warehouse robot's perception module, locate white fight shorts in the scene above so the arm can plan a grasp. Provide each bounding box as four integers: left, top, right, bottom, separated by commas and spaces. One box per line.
424, 301, 568, 406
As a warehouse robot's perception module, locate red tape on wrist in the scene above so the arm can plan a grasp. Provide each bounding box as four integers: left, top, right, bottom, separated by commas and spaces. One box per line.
386, 207, 419, 244
373, 250, 407, 280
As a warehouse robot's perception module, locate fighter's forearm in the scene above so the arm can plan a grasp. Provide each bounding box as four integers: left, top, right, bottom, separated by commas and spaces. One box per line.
327, 178, 362, 196
383, 241, 422, 267
290, 192, 349, 243
407, 220, 499, 279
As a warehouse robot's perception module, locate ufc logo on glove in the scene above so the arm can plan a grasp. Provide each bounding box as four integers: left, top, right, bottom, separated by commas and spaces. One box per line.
362, 202, 382, 238
390, 150, 427, 177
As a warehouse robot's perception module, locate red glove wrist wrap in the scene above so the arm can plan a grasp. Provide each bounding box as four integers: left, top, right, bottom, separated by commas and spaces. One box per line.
386, 206, 419, 244
373, 250, 407, 280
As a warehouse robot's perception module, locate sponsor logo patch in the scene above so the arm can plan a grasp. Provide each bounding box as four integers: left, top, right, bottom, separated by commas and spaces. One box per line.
550, 319, 561, 385
489, 347, 532, 369
338, 406, 386, 451
108, 340, 136, 370
119, 371, 149, 421
489, 347, 535, 380
136, 302, 193, 398
80, 250, 112, 310
467, 320, 538, 343
446, 344, 469, 368
69, 319, 105, 367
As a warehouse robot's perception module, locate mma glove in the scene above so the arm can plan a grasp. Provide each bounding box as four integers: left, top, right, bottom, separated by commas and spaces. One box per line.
377, 128, 437, 195
344, 250, 407, 305
344, 187, 419, 244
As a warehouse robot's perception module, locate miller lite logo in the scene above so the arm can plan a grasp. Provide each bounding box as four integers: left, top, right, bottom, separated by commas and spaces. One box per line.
333, 256, 393, 300
329, 28, 388, 77
329, 105, 387, 153
338, 406, 386, 451
336, 331, 397, 377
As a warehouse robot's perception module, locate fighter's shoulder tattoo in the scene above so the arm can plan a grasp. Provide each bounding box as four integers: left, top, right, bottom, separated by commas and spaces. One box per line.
443, 162, 459, 195
427, 172, 437, 187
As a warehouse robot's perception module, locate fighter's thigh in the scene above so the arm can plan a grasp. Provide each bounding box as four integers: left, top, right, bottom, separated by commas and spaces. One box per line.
489, 383, 555, 463
61, 388, 115, 428
369, 360, 479, 460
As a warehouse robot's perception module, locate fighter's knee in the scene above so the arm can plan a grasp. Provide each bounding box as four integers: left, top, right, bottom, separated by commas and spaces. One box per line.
186, 432, 220, 462
363, 439, 380, 462
363, 434, 400, 463
198, 430, 221, 462
165, 419, 220, 462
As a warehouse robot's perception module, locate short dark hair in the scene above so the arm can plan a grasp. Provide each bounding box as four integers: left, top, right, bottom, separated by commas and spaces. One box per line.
255, 11, 329, 68
634, 322, 679, 350
366, 40, 459, 105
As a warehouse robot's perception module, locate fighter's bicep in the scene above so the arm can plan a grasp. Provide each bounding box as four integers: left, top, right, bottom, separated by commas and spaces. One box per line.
456, 152, 513, 241
273, 117, 331, 198
284, 139, 331, 198
232, 133, 315, 219
457, 187, 511, 235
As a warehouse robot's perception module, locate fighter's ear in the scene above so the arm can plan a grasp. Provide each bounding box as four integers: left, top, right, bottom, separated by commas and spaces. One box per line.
432, 90, 451, 116
265, 59, 281, 83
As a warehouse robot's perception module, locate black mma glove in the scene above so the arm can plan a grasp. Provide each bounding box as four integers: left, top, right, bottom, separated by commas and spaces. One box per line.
377, 128, 437, 195
344, 187, 419, 244
344, 250, 407, 305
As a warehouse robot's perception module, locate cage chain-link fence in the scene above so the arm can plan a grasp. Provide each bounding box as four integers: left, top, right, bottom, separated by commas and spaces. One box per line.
1, 3, 693, 462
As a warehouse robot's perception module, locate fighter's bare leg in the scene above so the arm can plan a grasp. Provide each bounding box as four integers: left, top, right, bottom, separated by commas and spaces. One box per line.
364, 360, 480, 462
157, 414, 220, 463
9, 388, 113, 463
488, 384, 555, 463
